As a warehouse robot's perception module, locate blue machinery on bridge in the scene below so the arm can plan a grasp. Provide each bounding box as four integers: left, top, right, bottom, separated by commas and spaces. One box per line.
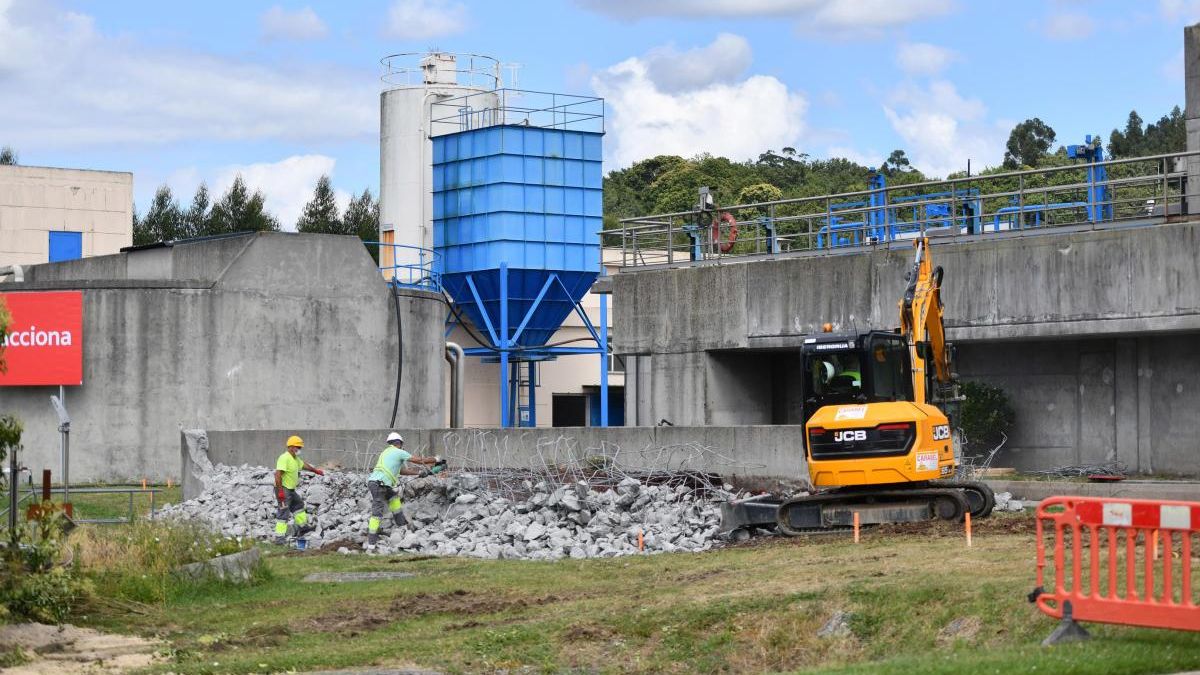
658, 135, 1139, 265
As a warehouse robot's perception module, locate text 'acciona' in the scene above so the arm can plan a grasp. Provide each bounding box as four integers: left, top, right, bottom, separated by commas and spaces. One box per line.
1, 326, 74, 347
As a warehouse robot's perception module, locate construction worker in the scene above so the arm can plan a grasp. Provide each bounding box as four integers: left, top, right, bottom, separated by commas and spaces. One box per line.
273, 435, 324, 545
365, 432, 444, 550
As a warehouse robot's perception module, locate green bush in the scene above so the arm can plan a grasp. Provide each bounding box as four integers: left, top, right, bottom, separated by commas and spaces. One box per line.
958, 380, 1015, 449
3, 567, 89, 624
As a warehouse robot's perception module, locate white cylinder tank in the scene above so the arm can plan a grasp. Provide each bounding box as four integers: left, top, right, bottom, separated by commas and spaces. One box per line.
379, 52, 500, 278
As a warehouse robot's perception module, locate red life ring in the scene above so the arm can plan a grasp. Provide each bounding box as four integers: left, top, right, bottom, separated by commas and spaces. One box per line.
711, 211, 738, 253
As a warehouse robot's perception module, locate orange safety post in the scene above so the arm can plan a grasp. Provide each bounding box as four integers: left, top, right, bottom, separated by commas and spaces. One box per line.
1032, 496, 1200, 633
965, 512, 972, 547
853, 512, 860, 543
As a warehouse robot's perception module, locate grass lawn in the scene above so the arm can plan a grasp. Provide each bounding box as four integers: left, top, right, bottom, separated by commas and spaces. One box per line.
58, 484, 182, 523
74, 512, 1200, 674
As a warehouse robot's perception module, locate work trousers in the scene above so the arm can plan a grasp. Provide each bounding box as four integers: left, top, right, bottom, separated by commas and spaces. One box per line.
274, 487, 310, 538
367, 480, 405, 535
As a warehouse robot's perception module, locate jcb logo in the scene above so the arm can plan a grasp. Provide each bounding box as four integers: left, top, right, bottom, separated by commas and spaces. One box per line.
834, 430, 867, 442
932, 425, 951, 441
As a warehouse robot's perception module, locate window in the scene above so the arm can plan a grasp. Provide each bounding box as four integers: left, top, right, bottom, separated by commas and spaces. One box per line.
608, 353, 625, 374
48, 231, 82, 262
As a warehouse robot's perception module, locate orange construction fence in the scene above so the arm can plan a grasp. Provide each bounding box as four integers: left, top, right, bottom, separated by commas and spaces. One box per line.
1034, 496, 1200, 632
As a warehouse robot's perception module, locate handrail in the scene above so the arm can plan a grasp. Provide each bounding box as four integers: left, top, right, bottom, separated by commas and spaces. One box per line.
368, 242, 442, 292
613, 151, 1195, 267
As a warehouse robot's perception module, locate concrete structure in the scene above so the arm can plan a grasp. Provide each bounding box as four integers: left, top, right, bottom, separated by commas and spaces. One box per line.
0, 165, 132, 266
614, 221, 1200, 475
449, 248, 624, 427
3, 232, 445, 481
183, 425, 810, 500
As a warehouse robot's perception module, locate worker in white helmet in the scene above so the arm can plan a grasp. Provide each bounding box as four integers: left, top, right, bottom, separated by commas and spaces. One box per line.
364, 432, 446, 550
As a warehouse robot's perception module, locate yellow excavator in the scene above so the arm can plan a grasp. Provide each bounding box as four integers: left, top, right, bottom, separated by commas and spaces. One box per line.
722, 237, 994, 535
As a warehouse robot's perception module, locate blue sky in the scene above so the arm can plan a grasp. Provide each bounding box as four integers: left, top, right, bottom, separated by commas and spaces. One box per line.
0, 0, 1192, 228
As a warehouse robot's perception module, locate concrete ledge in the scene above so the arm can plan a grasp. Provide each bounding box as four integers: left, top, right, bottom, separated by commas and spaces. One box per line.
986, 479, 1200, 502
176, 547, 261, 583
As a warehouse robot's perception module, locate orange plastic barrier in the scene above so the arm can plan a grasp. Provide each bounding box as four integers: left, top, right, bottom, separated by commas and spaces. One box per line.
1034, 496, 1200, 631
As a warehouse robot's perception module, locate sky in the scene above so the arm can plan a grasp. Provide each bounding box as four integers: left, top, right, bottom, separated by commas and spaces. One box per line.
0, 0, 1194, 229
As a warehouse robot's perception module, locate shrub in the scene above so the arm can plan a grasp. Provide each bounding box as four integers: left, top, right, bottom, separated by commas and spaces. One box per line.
958, 380, 1016, 450
3, 567, 89, 624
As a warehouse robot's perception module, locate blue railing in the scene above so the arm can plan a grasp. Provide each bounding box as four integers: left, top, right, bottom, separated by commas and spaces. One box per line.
369, 242, 441, 292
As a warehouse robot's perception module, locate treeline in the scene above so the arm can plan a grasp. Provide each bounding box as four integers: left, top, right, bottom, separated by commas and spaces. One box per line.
132, 174, 379, 248
604, 106, 1187, 224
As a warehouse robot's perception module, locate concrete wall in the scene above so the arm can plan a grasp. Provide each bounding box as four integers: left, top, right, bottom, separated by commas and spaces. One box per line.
3, 232, 446, 481
0, 165, 133, 265
183, 425, 812, 500
614, 222, 1200, 474
957, 336, 1200, 476
615, 222, 1200, 354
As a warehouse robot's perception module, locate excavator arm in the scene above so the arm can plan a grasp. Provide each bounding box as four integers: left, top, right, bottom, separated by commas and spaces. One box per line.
899, 237, 952, 406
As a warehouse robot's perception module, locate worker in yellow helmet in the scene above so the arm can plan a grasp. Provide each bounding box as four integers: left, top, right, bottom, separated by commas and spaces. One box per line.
273, 435, 324, 545
364, 432, 445, 551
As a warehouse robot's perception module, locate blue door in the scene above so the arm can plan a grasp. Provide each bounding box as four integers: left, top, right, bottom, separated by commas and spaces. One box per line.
48, 231, 83, 262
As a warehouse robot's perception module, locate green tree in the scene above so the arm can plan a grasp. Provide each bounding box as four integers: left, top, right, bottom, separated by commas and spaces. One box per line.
184, 183, 213, 238
1003, 118, 1056, 169
880, 149, 912, 176
209, 175, 279, 234
133, 185, 183, 245
343, 188, 380, 262
0, 147, 16, 165
296, 175, 344, 234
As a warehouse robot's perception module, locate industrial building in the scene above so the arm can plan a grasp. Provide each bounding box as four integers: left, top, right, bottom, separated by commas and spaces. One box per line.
0, 164, 132, 267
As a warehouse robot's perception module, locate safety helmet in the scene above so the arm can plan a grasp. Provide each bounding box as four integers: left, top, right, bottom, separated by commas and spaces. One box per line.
386, 432, 404, 444
287, 435, 304, 448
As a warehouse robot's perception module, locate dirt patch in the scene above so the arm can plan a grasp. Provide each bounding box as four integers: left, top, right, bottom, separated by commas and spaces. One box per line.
562, 622, 617, 641
0, 623, 163, 674
303, 590, 565, 636
937, 616, 982, 645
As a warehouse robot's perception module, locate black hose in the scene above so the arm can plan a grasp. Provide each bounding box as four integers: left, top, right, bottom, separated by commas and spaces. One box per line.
389, 283, 403, 428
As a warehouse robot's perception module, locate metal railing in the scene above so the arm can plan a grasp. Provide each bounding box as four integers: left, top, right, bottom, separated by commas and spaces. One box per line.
2, 484, 164, 526
430, 88, 605, 135
611, 151, 1196, 268
369, 242, 442, 291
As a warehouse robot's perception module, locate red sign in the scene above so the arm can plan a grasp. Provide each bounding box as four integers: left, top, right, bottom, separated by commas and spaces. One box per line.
0, 291, 83, 386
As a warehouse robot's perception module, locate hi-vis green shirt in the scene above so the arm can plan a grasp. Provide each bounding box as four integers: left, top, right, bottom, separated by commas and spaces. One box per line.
369, 446, 412, 488
276, 451, 304, 490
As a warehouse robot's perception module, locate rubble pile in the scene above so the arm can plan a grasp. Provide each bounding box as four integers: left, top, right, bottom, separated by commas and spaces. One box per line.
158, 463, 727, 558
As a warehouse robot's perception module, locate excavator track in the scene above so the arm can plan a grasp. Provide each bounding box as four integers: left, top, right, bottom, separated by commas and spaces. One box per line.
933, 480, 996, 519
775, 487, 970, 536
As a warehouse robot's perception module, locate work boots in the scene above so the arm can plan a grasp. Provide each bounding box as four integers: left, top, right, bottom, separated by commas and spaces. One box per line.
364, 532, 379, 552
392, 511, 408, 529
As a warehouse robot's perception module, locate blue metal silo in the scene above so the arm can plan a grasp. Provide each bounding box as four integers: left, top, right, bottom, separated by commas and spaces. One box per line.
431, 90, 607, 427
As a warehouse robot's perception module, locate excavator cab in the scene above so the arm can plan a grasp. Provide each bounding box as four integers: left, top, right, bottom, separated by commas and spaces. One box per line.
801, 331, 912, 419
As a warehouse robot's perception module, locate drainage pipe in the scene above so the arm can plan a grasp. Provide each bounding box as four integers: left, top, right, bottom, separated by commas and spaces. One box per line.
445, 341, 464, 428
0, 265, 24, 282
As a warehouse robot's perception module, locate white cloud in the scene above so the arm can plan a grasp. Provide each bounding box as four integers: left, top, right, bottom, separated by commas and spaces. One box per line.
212, 155, 351, 231
577, 0, 956, 34
0, 2, 375, 148
896, 42, 958, 76
386, 0, 468, 39
642, 33, 752, 93
1161, 0, 1200, 21
882, 80, 1002, 178
1040, 11, 1095, 41
260, 5, 328, 41
592, 36, 807, 169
